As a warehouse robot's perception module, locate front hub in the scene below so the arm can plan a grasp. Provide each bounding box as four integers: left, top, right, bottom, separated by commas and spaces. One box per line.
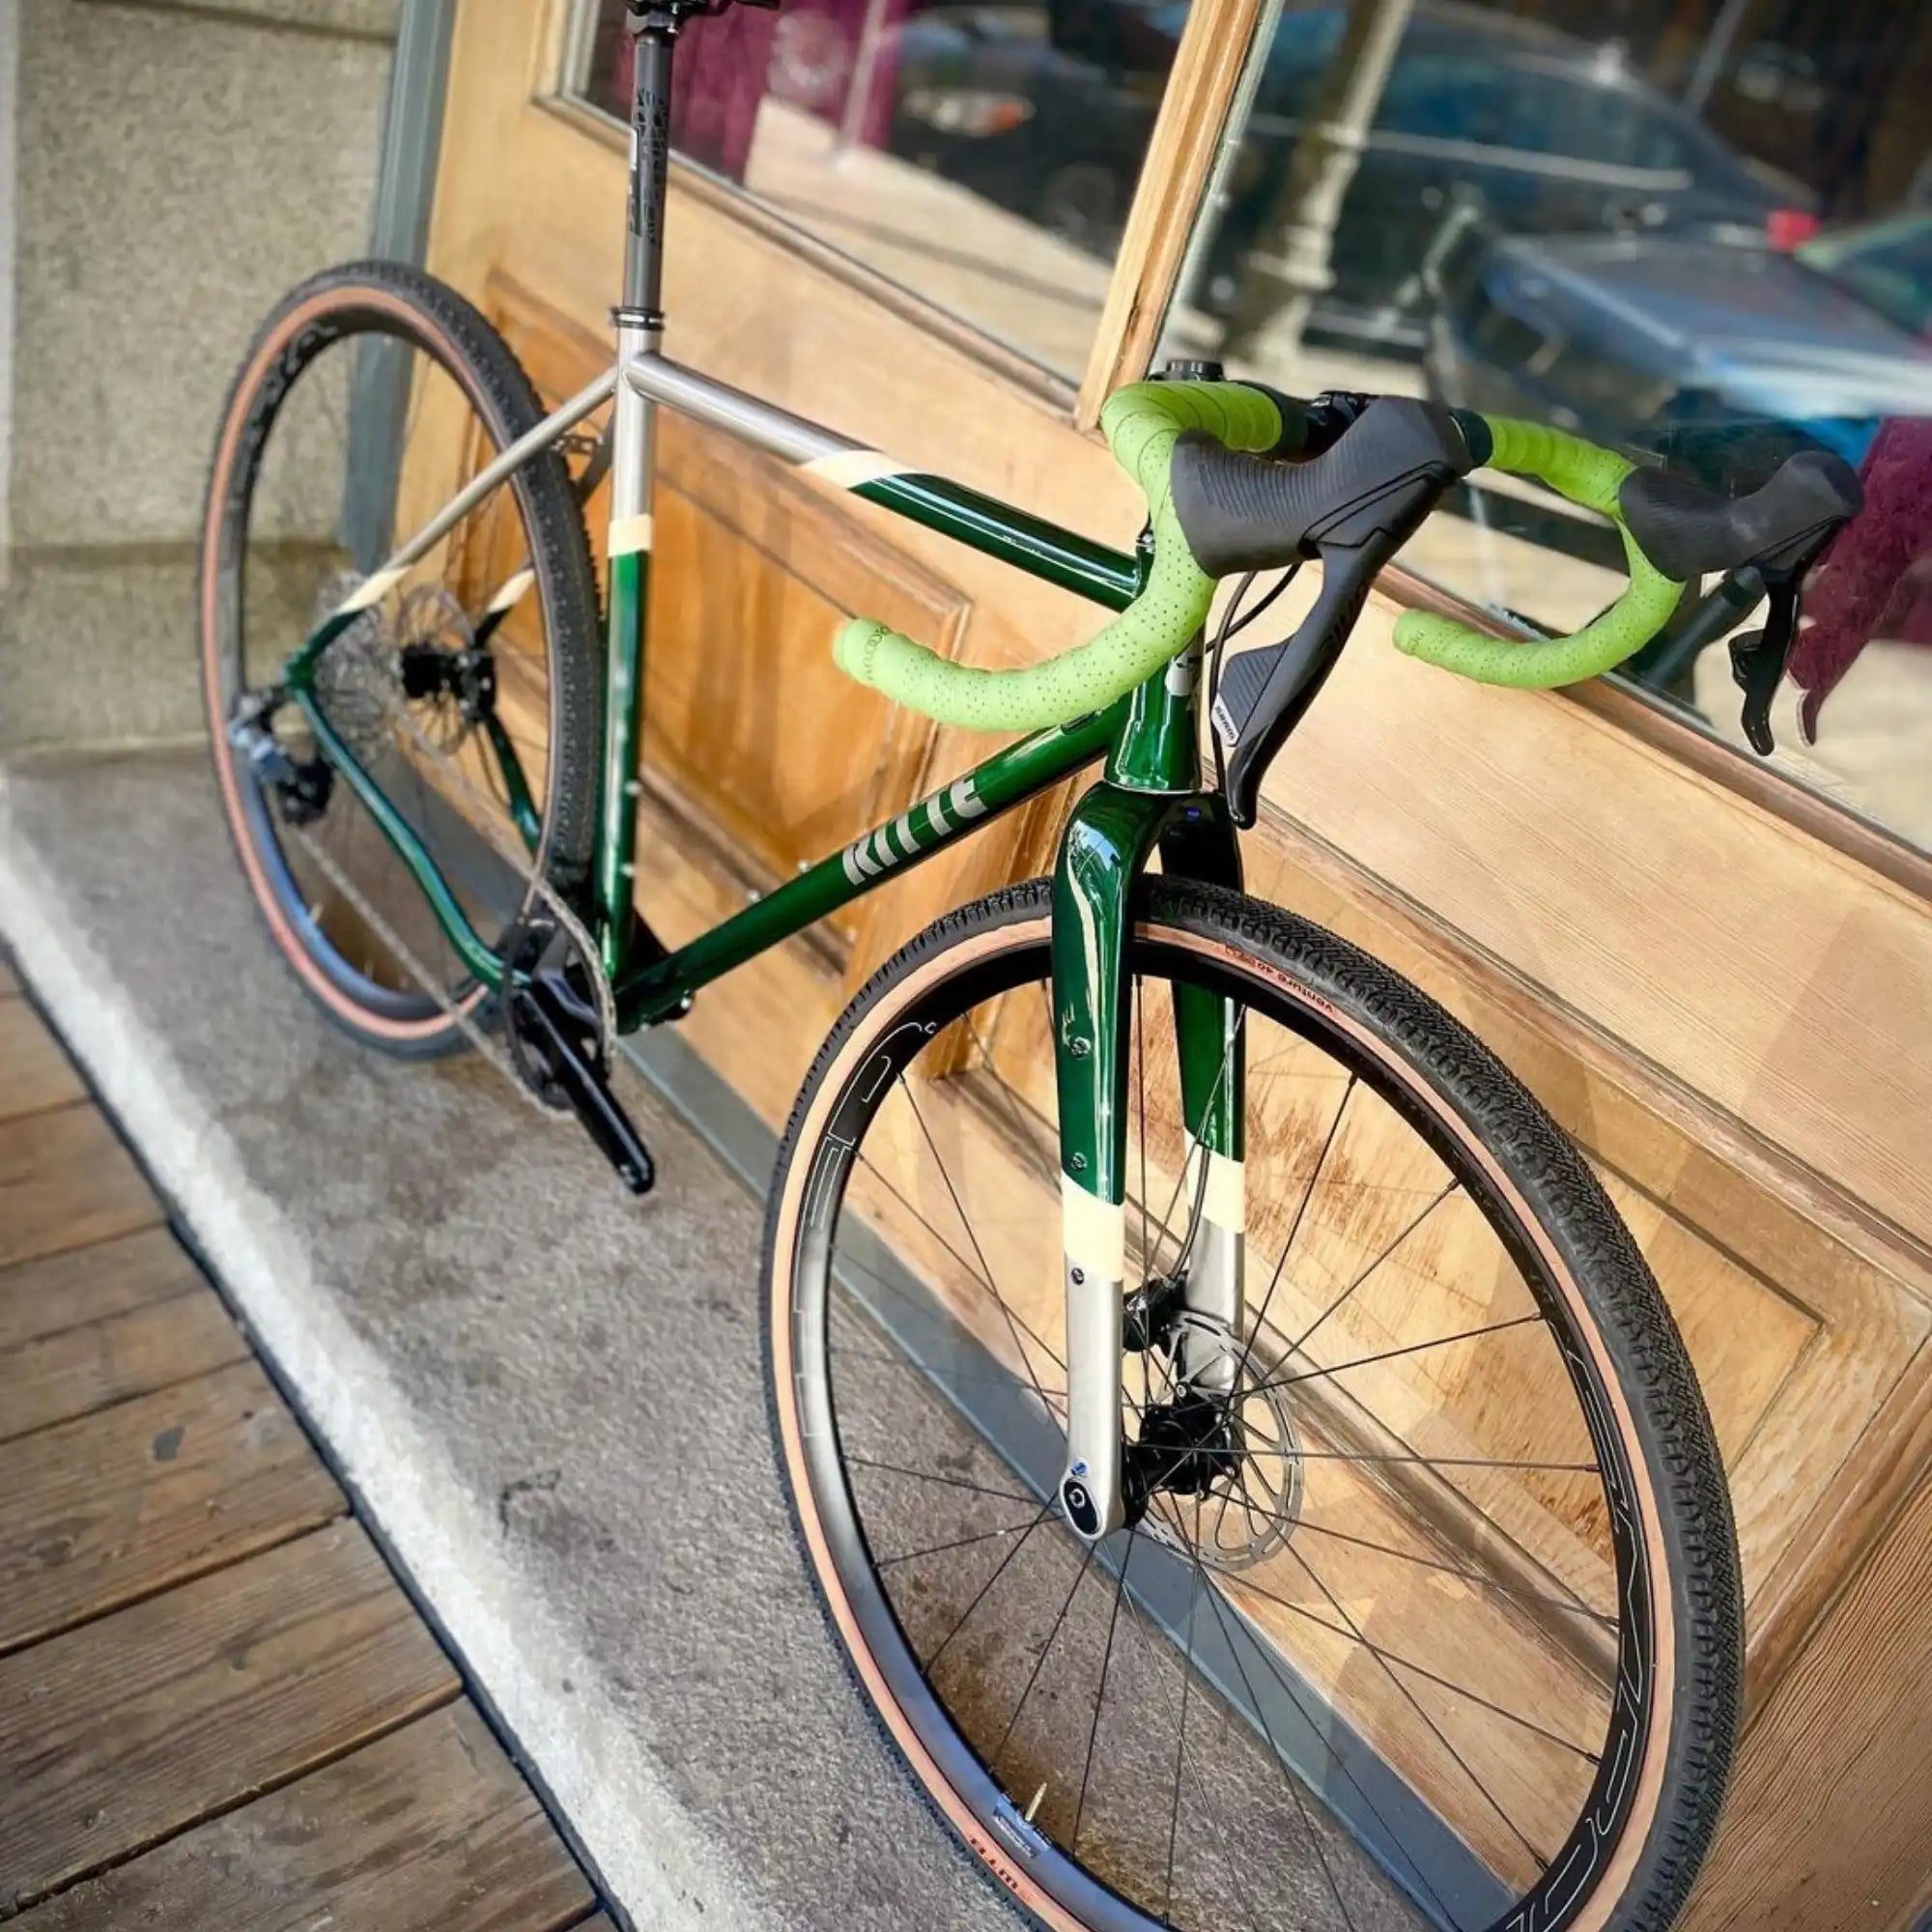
1123, 1392, 1238, 1522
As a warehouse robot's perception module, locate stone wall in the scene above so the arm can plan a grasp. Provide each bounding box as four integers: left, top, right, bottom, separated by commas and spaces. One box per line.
1, 0, 399, 750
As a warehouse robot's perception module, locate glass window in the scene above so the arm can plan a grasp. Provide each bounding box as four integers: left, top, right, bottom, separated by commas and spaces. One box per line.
1160, 0, 1932, 857
562, 0, 1198, 384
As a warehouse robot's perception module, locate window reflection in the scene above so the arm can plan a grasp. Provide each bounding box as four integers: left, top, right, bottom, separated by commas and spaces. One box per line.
1159, 0, 1932, 855
570, 0, 1190, 382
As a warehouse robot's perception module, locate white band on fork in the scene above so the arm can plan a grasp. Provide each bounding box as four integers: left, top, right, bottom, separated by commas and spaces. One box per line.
1060, 1176, 1126, 1284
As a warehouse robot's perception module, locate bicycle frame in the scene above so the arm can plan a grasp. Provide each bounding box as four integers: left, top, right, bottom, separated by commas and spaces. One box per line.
275, 2, 1249, 1540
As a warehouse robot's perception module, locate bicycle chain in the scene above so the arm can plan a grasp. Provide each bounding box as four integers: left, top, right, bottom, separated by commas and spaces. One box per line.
279, 615, 618, 1113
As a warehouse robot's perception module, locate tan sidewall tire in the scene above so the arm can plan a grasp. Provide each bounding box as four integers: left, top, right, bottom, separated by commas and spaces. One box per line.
764, 885, 1734, 1932
198, 263, 599, 1050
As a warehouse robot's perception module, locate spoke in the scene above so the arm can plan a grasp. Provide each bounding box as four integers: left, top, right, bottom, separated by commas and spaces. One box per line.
1070, 1528, 1136, 1855
1222, 1443, 1601, 1473
961, 1011, 1054, 1176
1290, 1542, 1551, 1874
844, 1456, 1041, 1506
852, 1154, 1067, 1392
831, 1256, 1151, 1422
1161, 1508, 1200, 1922
1189, 1547, 1364, 1932
990, 1538, 1099, 1767
1120, 1532, 1274, 1931
892, 1075, 1063, 1421
1152, 1009, 1247, 1273
1195, 1548, 1604, 1761
1248, 1312, 1548, 1398
878, 1516, 1045, 1572
1286, 1179, 1461, 1363
1195, 1542, 1478, 1930
1226, 1072, 1357, 1400
829, 1343, 1067, 1408
1265, 1512, 1617, 1629
1134, 1487, 1463, 1925
836, 1239, 1064, 1371
924, 1499, 1059, 1672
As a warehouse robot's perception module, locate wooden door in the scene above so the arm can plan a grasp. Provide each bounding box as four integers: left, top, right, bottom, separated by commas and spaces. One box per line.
418, 6, 1932, 1923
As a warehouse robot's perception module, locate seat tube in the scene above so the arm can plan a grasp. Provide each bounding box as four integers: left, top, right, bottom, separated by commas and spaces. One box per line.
1050, 782, 1172, 1542
598, 7, 677, 981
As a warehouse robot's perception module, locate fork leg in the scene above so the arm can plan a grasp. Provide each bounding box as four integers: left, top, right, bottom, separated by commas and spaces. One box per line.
1160, 804, 1247, 1391
1051, 782, 1173, 1541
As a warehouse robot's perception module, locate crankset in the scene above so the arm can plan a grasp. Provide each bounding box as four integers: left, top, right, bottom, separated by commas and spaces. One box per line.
504, 965, 656, 1196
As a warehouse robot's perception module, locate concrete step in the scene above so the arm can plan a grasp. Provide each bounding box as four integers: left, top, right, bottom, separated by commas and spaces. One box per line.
0, 747, 1012, 1932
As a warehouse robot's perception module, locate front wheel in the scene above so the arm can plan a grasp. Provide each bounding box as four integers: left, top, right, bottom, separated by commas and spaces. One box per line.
764, 877, 1740, 1932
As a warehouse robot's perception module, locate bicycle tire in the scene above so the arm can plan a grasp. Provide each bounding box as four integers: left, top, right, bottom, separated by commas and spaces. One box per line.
199, 259, 603, 1056
763, 874, 1741, 1932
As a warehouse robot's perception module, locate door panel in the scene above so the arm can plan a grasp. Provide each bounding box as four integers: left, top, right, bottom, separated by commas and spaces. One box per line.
419, 7, 1932, 1916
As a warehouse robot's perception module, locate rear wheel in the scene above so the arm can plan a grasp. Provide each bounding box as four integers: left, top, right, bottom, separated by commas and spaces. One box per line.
764, 877, 1740, 1932
198, 260, 603, 1055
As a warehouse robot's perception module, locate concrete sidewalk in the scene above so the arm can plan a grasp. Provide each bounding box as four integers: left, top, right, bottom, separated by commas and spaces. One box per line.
0, 747, 1011, 1932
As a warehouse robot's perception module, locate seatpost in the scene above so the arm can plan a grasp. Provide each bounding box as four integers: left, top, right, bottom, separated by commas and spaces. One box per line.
598, 3, 687, 985
621, 4, 678, 326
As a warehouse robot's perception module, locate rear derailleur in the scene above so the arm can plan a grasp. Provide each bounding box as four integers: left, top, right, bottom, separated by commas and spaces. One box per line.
226, 686, 332, 826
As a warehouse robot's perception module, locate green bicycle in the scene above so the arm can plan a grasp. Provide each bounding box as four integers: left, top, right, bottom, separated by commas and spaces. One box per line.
199, 5, 1864, 1928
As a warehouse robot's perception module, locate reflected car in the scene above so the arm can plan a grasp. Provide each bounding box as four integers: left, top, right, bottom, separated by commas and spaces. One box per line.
1422, 211, 1932, 474
885, 3, 1171, 253
883, 0, 1801, 335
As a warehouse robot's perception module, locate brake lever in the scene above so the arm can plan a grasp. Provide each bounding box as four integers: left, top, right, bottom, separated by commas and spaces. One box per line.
1193, 398, 1477, 826
1726, 532, 1835, 757
1212, 507, 1427, 826
1727, 576, 1790, 757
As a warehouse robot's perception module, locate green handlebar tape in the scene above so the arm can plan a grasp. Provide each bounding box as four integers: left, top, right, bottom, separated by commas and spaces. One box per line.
1391, 414, 1685, 689
831, 382, 1285, 732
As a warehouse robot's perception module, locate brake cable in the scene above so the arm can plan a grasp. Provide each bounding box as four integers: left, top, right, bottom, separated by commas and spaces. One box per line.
1205, 562, 1301, 802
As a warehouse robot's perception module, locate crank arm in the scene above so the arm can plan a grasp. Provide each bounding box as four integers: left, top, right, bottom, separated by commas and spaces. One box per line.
508, 972, 655, 1195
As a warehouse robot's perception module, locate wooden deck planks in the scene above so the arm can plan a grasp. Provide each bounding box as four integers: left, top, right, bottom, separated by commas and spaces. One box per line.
10, 1700, 596, 1932
0, 998, 604, 1931
0, 1520, 460, 1911
0, 1103, 160, 1271
0, 1226, 206, 1352
0, 1286, 250, 1443
0, 999, 86, 1122
0, 1357, 344, 1652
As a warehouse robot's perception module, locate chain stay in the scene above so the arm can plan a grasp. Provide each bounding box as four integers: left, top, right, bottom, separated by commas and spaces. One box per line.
274, 601, 618, 1108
